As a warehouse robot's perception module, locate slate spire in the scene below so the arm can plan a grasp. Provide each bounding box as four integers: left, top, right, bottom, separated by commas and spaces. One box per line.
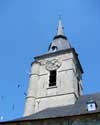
48, 18, 71, 52
56, 17, 64, 36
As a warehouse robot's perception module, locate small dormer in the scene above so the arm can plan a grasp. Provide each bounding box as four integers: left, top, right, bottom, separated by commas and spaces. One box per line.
87, 98, 97, 111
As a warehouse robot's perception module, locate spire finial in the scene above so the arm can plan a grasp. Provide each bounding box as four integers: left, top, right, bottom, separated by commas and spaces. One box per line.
56, 15, 64, 36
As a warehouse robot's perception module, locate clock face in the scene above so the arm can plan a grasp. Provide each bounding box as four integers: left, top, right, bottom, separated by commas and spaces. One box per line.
46, 59, 61, 71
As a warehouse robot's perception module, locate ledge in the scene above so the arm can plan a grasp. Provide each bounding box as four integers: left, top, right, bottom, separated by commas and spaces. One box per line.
47, 86, 57, 89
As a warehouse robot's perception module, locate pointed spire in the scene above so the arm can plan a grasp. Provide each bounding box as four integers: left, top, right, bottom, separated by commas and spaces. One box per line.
56, 16, 64, 36
48, 17, 71, 52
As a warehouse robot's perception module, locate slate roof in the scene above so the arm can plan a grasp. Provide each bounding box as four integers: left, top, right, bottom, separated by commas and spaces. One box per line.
15, 93, 100, 121
48, 37, 71, 52
48, 19, 71, 52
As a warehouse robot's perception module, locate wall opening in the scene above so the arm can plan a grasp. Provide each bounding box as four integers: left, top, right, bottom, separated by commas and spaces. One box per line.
49, 70, 56, 87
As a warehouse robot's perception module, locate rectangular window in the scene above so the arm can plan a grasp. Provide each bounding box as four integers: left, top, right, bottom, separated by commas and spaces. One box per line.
49, 70, 56, 87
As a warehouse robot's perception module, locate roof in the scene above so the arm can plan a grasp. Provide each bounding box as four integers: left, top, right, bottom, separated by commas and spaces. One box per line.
12, 93, 100, 122
48, 19, 71, 52
1, 93, 100, 124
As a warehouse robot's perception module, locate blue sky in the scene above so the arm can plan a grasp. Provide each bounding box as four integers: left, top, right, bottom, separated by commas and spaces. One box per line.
0, 0, 100, 121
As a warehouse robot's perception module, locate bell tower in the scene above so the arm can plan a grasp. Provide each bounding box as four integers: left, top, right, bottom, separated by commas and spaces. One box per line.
24, 19, 83, 116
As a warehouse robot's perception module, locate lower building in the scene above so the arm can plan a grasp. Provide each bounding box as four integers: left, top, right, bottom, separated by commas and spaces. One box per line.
1, 93, 100, 125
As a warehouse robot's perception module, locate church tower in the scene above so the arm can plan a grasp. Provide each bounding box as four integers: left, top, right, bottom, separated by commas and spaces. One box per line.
24, 19, 83, 116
